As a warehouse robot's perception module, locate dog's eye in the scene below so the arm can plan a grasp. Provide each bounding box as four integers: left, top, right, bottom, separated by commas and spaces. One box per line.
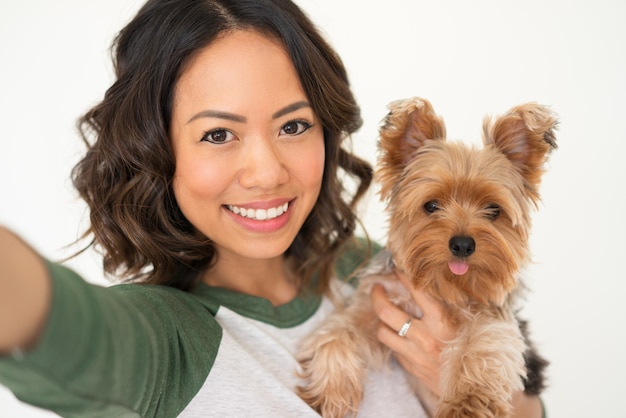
424, 200, 440, 214
485, 203, 501, 220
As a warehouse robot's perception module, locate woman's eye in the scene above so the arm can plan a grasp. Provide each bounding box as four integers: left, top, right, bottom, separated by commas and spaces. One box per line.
280, 120, 311, 136
201, 129, 234, 144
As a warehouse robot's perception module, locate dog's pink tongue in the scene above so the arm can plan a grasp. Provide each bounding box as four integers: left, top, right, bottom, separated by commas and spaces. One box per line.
449, 261, 469, 276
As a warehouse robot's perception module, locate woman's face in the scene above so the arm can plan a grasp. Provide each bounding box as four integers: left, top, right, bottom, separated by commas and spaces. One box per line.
170, 30, 325, 263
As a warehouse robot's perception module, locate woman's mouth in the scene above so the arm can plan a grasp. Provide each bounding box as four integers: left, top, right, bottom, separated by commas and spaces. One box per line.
226, 202, 289, 221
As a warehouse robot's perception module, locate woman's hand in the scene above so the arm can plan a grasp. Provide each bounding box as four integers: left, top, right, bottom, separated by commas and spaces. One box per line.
370, 270, 454, 396
370, 269, 544, 418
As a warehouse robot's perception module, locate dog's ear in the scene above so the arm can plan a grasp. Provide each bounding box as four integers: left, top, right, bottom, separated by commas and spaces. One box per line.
483, 103, 558, 196
377, 97, 446, 201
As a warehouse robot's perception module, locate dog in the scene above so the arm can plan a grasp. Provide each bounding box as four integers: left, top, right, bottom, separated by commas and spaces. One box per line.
296, 97, 555, 417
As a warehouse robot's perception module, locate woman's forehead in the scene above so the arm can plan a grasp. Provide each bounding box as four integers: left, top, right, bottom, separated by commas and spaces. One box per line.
172, 30, 309, 122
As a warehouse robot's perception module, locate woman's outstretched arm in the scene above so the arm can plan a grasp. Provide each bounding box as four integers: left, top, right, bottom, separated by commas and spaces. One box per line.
0, 226, 51, 353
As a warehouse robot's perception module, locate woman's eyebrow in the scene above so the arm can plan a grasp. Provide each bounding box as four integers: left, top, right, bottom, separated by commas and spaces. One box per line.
187, 110, 246, 124
272, 101, 310, 119
187, 101, 311, 124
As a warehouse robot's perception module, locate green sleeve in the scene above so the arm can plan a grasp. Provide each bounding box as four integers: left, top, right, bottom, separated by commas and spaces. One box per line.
0, 261, 221, 417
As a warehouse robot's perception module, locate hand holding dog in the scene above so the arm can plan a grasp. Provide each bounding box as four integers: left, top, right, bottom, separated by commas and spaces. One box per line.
371, 270, 454, 397
371, 270, 453, 416
372, 270, 544, 418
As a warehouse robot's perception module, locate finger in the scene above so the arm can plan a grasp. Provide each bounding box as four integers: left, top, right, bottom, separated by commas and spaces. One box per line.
371, 284, 451, 356
392, 272, 456, 343
371, 284, 414, 334
395, 270, 445, 323
377, 318, 445, 391
377, 320, 413, 354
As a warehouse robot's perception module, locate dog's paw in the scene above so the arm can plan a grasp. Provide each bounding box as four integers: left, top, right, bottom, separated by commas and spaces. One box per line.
436, 318, 525, 418
436, 395, 513, 418
296, 328, 366, 417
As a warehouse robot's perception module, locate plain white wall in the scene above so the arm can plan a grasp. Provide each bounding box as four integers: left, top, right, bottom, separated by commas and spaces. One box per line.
1, 0, 625, 417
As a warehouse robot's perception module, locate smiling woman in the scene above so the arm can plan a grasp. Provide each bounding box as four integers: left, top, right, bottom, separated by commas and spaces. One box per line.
0, 0, 381, 416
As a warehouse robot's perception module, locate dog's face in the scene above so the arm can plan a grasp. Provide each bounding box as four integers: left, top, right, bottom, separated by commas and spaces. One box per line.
377, 98, 557, 307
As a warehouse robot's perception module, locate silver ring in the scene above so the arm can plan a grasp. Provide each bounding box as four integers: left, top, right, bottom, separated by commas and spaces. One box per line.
397, 317, 413, 337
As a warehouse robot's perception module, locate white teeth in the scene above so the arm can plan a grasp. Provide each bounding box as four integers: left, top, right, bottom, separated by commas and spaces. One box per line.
247, 209, 258, 219
227, 202, 288, 221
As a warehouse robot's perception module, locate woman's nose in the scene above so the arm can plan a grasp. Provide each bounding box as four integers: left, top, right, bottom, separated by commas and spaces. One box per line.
238, 137, 289, 190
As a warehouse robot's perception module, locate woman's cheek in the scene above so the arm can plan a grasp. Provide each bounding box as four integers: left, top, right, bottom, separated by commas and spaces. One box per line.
299, 138, 325, 189
173, 153, 229, 218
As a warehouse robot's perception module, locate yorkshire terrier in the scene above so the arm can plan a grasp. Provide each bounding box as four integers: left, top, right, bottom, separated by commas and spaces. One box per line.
297, 97, 555, 417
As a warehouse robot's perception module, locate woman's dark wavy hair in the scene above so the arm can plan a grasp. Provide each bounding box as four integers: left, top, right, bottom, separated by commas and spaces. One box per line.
72, 0, 373, 292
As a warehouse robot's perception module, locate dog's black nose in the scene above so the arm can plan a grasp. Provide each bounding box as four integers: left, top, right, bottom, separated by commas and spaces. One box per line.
449, 236, 475, 257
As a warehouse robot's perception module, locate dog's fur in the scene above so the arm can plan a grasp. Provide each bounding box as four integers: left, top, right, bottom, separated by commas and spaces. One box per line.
296, 97, 554, 417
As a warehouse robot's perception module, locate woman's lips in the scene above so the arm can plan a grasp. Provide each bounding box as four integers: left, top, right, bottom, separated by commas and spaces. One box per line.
223, 199, 294, 233
226, 201, 289, 221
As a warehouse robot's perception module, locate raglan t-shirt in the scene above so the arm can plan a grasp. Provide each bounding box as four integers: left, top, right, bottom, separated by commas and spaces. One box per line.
0, 241, 427, 417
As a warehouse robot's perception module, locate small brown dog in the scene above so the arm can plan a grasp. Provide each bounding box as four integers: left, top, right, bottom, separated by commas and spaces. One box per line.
297, 97, 555, 417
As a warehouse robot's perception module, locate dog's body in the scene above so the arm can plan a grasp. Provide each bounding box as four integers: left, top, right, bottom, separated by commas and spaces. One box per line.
297, 97, 555, 417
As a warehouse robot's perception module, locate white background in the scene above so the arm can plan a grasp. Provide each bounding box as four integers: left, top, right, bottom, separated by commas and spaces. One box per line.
1, 0, 625, 417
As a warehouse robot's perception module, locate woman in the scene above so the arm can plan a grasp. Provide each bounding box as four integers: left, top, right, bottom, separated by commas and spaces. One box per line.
0, 0, 543, 416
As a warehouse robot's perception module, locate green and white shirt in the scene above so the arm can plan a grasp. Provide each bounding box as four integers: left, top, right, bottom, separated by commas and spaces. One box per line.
0, 242, 426, 417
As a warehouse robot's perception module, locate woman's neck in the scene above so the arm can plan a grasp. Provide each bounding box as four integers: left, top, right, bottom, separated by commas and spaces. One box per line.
201, 253, 298, 306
